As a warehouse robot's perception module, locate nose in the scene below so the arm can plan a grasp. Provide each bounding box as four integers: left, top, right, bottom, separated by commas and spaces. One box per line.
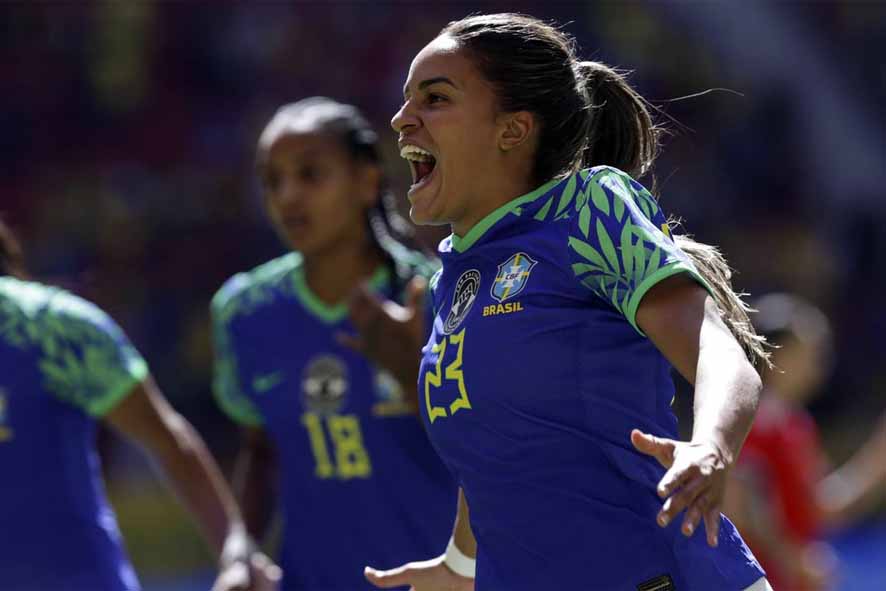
391, 100, 419, 134
270, 177, 304, 206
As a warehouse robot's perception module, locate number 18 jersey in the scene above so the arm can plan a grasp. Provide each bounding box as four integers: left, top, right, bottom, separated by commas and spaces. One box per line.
421, 167, 764, 591
212, 251, 456, 591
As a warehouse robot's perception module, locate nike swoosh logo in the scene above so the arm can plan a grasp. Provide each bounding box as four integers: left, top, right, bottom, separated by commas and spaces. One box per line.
252, 371, 285, 393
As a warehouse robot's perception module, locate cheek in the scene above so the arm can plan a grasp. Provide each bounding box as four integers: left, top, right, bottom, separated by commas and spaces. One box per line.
318, 184, 366, 229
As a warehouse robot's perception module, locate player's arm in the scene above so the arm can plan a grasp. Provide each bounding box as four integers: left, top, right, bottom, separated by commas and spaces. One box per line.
631, 275, 762, 547
724, 464, 833, 590
231, 425, 278, 541
817, 411, 886, 527
103, 377, 279, 590
365, 487, 475, 590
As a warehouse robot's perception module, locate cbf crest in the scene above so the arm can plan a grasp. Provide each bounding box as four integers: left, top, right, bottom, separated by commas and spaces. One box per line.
491, 252, 537, 302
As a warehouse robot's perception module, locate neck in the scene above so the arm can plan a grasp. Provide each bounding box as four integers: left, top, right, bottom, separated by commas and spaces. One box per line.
452, 168, 536, 237
302, 240, 385, 306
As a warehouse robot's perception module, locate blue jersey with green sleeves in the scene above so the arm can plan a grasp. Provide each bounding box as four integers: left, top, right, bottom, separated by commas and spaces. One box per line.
421, 167, 764, 591
0, 277, 145, 591
212, 251, 456, 591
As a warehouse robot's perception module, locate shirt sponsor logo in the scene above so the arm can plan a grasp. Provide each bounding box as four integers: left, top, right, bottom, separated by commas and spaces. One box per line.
491, 252, 537, 303
301, 355, 348, 415
443, 269, 481, 334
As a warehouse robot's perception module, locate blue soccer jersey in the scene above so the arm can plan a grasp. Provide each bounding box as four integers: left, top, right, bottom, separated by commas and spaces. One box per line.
0, 278, 145, 591
421, 167, 765, 591
212, 249, 456, 591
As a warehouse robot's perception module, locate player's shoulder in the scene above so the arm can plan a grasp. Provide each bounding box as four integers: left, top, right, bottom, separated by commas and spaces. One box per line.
524, 165, 658, 223
211, 252, 303, 322
580, 165, 662, 220
0, 276, 108, 327
0, 276, 129, 357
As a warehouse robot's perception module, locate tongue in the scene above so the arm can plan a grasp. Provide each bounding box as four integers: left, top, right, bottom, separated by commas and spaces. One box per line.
415, 160, 434, 183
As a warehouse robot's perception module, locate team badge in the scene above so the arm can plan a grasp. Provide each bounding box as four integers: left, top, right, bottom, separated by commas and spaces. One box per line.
443, 269, 481, 334
301, 355, 348, 415
491, 252, 537, 302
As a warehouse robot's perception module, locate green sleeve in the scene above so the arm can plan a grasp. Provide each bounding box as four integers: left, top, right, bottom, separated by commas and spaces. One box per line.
210, 287, 264, 427
41, 294, 149, 417
567, 167, 710, 334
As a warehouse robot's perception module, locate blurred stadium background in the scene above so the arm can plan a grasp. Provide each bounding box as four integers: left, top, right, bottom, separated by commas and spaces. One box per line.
1, 1, 884, 590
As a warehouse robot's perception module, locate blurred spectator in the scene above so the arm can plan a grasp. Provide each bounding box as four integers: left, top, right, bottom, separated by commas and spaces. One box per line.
725, 294, 886, 591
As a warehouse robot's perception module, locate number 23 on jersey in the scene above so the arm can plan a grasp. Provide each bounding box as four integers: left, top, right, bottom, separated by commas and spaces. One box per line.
425, 328, 472, 424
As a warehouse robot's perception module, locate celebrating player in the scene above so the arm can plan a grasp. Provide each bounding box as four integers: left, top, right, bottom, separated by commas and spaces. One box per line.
365, 13, 773, 591
210, 98, 455, 590
725, 293, 886, 590
0, 220, 277, 591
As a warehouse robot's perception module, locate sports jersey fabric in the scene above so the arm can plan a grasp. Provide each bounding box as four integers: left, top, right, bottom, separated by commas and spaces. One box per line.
420, 166, 764, 590
0, 277, 145, 591
212, 249, 456, 590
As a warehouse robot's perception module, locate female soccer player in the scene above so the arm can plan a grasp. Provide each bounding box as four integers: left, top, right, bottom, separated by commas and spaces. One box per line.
725, 293, 886, 591
210, 97, 455, 590
0, 221, 277, 591
364, 13, 772, 591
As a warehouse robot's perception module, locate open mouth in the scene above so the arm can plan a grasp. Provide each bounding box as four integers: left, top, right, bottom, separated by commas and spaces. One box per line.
400, 144, 437, 191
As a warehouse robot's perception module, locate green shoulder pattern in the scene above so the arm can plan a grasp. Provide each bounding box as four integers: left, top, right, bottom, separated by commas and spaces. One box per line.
566, 167, 708, 333
0, 278, 147, 416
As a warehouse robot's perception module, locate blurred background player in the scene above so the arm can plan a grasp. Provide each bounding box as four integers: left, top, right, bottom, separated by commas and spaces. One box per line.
725, 293, 886, 591
0, 220, 278, 591
210, 97, 456, 590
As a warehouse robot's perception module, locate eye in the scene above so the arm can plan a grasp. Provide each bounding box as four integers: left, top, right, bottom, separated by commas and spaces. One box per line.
299, 165, 321, 182
427, 93, 447, 105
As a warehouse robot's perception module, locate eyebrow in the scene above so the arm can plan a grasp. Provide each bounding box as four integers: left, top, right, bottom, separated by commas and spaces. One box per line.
403, 76, 458, 98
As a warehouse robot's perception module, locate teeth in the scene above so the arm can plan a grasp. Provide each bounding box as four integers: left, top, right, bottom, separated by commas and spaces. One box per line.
400, 144, 435, 162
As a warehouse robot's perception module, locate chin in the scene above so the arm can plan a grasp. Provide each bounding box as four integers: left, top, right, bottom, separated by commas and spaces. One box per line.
409, 206, 450, 228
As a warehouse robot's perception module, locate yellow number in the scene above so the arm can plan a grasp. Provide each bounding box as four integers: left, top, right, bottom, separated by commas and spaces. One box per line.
425, 328, 471, 424
445, 329, 471, 415
301, 413, 372, 480
301, 413, 334, 479
327, 415, 372, 479
424, 338, 449, 424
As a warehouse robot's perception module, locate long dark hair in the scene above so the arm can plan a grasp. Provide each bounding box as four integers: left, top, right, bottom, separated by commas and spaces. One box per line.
0, 219, 25, 279
443, 13, 769, 366
256, 98, 424, 301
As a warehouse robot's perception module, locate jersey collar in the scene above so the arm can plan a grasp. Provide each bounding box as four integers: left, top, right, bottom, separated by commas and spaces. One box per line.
445, 175, 565, 254
292, 264, 390, 324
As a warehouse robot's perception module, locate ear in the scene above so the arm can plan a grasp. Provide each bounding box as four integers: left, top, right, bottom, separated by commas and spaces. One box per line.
355, 164, 382, 207
497, 110, 535, 152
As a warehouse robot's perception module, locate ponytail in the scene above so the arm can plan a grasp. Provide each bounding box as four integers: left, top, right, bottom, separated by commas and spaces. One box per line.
575, 64, 771, 367
574, 61, 659, 180
672, 236, 771, 367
